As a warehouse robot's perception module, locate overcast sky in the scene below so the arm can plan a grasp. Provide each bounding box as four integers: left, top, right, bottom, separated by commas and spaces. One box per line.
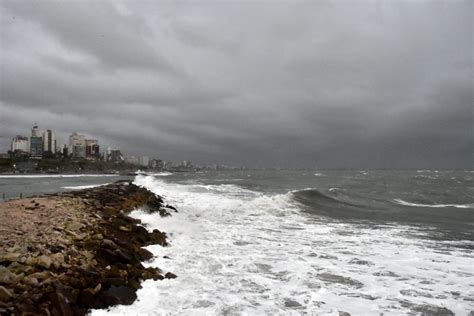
0, 0, 472, 168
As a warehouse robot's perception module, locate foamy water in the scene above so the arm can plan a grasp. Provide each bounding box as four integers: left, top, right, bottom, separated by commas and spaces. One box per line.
393, 198, 474, 209
61, 184, 110, 190
91, 175, 474, 315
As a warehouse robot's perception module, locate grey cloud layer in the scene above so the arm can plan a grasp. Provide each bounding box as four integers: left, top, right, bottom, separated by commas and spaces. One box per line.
0, 0, 472, 168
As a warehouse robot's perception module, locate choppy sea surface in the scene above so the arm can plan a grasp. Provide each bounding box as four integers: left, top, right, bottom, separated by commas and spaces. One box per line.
92, 170, 473, 315
2, 171, 473, 315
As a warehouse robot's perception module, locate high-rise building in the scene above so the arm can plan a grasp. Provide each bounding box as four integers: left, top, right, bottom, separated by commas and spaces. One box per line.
30, 124, 43, 159
125, 156, 139, 165
43, 129, 56, 154
139, 156, 149, 167
69, 132, 86, 158
106, 147, 124, 163
11, 135, 29, 153
31, 124, 39, 137
62, 144, 69, 158
150, 159, 164, 170
85, 139, 100, 159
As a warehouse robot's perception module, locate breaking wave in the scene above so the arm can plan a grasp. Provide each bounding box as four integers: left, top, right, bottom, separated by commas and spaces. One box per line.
90, 175, 473, 315
393, 198, 474, 209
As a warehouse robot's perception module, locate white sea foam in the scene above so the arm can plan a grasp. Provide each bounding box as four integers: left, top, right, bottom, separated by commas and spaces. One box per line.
91, 175, 474, 315
394, 198, 474, 209
314, 173, 322, 176
149, 172, 173, 177
61, 184, 109, 190
0, 174, 118, 179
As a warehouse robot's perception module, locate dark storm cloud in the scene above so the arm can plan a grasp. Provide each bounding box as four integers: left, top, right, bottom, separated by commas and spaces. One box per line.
0, 0, 472, 168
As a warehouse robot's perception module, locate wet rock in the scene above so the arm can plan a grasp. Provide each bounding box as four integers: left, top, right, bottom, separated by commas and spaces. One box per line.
119, 226, 131, 232
79, 288, 98, 307
165, 204, 178, 212
103, 285, 137, 305
0, 286, 13, 302
101, 239, 119, 251
149, 229, 167, 246
137, 248, 154, 261
50, 290, 74, 316
165, 272, 177, 279
339, 312, 351, 316
132, 225, 151, 244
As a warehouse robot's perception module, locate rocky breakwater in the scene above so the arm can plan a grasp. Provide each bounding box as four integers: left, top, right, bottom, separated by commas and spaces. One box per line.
0, 181, 178, 315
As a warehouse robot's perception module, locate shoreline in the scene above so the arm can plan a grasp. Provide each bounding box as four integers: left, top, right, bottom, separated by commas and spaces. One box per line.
0, 181, 177, 315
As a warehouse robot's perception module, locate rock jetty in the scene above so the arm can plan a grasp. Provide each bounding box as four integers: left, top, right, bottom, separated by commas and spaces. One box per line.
0, 181, 176, 315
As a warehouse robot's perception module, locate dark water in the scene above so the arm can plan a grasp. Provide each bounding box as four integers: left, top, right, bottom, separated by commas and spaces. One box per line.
157, 169, 474, 243
2, 171, 473, 314
99, 170, 473, 315
0, 174, 133, 200
1, 170, 472, 243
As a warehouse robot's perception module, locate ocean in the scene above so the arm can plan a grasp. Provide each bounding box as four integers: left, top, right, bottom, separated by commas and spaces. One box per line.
1, 171, 473, 315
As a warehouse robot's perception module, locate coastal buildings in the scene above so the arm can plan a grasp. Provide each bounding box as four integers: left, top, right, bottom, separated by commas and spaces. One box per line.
125, 156, 150, 167
125, 156, 139, 165
68, 133, 100, 160
43, 129, 56, 154
106, 147, 124, 163
31, 125, 39, 137
85, 139, 100, 160
4, 124, 174, 170
30, 125, 43, 159
62, 144, 68, 158
11, 136, 29, 154
139, 156, 149, 167
150, 159, 164, 169
69, 132, 86, 158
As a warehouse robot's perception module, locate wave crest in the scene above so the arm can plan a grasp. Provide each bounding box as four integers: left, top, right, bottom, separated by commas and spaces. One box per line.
393, 199, 474, 209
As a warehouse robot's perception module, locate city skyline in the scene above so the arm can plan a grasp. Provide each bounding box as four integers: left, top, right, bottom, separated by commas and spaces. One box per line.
0, 1, 472, 169
5, 123, 200, 169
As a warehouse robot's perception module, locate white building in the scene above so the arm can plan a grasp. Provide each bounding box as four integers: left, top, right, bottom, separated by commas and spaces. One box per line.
43, 129, 56, 153
139, 156, 149, 167
125, 156, 139, 165
69, 132, 86, 158
11, 135, 29, 153
31, 125, 39, 137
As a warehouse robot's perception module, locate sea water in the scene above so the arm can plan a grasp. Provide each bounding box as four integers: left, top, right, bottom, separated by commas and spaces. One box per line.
88, 170, 474, 315
7, 171, 467, 315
